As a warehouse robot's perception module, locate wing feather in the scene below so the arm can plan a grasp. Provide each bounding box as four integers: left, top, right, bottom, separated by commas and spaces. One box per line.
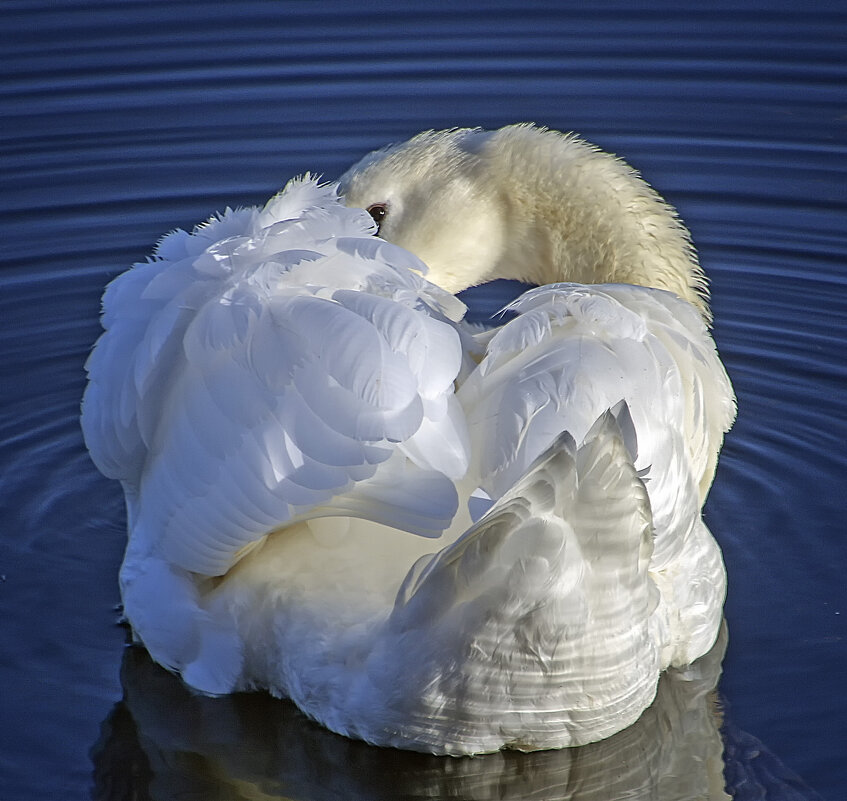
459, 283, 733, 665
82, 177, 470, 578
461, 283, 734, 517
378, 411, 664, 749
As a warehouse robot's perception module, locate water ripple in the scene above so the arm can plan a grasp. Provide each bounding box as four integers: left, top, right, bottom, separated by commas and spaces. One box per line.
2, 2, 846, 798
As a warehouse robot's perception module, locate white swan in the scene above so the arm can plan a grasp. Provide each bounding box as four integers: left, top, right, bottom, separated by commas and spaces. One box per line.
81, 124, 735, 755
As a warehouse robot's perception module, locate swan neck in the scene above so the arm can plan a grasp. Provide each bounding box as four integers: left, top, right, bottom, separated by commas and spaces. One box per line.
483, 130, 710, 322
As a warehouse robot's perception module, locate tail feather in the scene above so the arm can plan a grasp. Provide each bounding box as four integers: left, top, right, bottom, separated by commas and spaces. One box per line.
372, 407, 667, 752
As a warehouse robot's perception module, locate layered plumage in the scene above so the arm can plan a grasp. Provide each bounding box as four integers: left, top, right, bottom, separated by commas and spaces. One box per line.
82, 125, 735, 754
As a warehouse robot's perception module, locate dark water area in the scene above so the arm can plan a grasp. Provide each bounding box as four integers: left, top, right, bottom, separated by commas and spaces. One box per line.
2, 2, 845, 799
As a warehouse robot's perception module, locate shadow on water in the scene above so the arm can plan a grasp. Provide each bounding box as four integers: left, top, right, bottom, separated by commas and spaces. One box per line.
88, 624, 822, 801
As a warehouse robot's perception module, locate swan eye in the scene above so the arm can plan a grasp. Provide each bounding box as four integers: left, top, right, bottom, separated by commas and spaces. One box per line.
366, 203, 388, 233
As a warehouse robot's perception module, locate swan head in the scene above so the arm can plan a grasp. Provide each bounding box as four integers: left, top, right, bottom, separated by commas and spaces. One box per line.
339, 128, 509, 294
339, 124, 711, 322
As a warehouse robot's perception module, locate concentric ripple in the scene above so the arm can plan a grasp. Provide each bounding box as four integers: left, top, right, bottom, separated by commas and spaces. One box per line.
1, 2, 845, 799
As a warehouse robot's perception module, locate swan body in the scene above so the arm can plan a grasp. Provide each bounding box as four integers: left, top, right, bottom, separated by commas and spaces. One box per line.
82, 125, 735, 754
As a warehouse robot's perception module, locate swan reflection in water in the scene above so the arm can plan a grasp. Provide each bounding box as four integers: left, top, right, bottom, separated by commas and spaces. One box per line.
93, 624, 730, 801
91, 623, 826, 801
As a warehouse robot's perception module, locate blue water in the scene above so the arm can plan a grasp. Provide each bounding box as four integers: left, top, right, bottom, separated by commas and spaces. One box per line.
2, 2, 845, 799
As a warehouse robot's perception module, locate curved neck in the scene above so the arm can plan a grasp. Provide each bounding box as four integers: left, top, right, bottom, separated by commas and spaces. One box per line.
480, 128, 711, 323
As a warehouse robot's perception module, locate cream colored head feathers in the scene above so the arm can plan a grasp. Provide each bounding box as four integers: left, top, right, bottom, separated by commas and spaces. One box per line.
340, 124, 710, 323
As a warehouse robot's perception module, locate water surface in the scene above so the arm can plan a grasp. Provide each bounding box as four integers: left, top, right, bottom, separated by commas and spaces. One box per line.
2, 2, 845, 799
